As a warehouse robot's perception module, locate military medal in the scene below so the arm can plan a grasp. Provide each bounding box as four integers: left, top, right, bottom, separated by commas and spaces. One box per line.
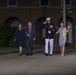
48, 31, 51, 34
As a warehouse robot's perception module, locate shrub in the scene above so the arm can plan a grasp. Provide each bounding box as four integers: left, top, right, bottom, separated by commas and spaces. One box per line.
0, 26, 16, 46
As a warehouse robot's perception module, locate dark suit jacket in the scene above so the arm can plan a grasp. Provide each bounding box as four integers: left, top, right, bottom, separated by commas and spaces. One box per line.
14, 29, 25, 46
25, 26, 36, 40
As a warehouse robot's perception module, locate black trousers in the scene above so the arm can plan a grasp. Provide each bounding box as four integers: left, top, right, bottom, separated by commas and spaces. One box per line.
26, 39, 33, 54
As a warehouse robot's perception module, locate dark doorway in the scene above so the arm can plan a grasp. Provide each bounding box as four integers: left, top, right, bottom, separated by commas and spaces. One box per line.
35, 17, 46, 45
66, 21, 73, 45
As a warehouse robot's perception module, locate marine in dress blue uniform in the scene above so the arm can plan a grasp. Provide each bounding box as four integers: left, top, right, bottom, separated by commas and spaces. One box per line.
43, 17, 56, 56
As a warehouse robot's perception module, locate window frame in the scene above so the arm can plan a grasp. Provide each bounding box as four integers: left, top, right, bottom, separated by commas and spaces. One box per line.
61, 0, 71, 6
7, 0, 17, 7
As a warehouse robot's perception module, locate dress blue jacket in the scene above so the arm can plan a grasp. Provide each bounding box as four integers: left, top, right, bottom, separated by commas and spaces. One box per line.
42, 23, 56, 39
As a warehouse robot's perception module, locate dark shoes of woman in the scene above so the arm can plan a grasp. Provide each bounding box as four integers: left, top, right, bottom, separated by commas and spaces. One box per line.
19, 53, 22, 56
19, 54, 22, 56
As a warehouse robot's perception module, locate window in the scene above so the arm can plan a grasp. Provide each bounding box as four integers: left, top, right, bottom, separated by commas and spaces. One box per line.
66, 0, 71, 6
39, 0, 50, 7
61, 0, 71, 6
7, 0, 17, 7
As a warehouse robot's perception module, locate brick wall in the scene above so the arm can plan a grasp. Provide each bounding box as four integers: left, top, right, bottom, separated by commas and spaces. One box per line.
0, 0, 76, 45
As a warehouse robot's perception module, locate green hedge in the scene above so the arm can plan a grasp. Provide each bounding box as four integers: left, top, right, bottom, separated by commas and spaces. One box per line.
0, 26, 16, 46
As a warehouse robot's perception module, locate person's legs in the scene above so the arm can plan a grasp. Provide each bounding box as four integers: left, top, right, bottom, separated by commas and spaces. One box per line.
45, 39, 49, 55
26, 39, 30, 55
62, 44, 65, 56
29, 40, 33, 55
60, 46, 62, 55
60, 45, 65, 56
60, 40, 66, 56
19, 46, 22, 56
49, 39, 54, 55
59, 40, 65, 56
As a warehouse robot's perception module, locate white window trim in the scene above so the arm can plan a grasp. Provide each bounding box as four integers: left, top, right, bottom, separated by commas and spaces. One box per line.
61, 0, 71, 6
39, 0, 50, 7
7, 0, 17, 7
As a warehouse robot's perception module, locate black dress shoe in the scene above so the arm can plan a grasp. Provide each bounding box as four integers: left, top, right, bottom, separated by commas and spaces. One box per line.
29, 53, 32, 56
26, 53, 29, 56
45, 53, 48, 56
49, 54, 52, 56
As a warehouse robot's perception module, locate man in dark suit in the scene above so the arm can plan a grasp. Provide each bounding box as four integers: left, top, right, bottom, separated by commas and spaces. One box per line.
25, 22, 36, 56
43, 17, 56, 56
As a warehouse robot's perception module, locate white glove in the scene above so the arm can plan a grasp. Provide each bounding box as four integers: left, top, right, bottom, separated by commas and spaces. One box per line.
44, 21, 47, 24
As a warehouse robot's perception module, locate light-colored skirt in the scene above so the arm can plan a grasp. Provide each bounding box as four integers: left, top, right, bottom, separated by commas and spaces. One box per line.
59, 37, 66, 46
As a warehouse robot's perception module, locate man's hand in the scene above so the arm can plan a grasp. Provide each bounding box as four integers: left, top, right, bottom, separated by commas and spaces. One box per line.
14, 39, 16, 42
25, 32, 27, 34
33, 38, 36, 40
27, 34, 30, 37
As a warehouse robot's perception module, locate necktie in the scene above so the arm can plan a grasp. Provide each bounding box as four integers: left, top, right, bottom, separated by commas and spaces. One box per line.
28, 27, 31, 37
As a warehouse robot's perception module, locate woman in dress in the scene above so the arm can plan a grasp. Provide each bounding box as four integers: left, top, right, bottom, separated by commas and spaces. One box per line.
56, 22, 70, 56
14, 24, 25, 56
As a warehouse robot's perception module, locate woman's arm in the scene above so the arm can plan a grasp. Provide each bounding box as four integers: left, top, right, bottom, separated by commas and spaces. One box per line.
65, 26, 70, 33
56, 29, 59, 34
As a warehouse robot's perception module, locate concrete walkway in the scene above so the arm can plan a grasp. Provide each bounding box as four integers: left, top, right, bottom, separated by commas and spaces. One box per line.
0, 47, 76, 75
